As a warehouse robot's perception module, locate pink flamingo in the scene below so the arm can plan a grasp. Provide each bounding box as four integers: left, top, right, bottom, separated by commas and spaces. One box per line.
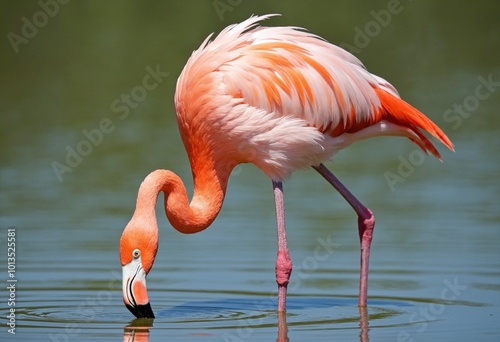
119, 14, 453, 318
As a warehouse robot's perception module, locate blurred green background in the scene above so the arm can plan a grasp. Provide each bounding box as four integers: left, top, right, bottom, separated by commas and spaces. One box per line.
1, 1, 499, 193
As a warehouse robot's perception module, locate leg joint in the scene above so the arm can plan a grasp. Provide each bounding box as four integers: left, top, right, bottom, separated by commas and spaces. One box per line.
358, 209, 375, 243
275, 251, 292, 286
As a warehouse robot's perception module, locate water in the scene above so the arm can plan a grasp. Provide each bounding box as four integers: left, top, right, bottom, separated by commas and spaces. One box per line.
1, 1, 500, 341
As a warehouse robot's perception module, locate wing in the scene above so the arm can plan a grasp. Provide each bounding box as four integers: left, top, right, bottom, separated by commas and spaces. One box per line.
177, 14, 453, 160
214, 15, 399, 134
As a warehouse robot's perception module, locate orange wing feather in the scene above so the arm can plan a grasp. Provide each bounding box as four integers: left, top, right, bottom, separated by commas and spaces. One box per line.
374, 88, 454, 159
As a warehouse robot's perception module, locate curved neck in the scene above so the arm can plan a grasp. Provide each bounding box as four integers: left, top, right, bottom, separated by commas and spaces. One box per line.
135, 164, 229, 234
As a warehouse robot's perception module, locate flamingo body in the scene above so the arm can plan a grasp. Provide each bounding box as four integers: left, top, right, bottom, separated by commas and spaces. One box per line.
175, 14, 452, 180
120, 14, 453, 318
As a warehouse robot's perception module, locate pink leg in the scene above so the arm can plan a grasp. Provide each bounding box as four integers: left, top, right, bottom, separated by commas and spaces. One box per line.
273, 180, 293, 312
313, 164, 375, 307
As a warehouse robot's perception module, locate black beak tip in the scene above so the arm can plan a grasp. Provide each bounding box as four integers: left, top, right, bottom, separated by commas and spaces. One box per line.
126, 303, 155, 319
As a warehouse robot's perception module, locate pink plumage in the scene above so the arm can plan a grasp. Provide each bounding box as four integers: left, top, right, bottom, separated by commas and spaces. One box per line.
120, 14, 454, 318
175, 14, 453, 179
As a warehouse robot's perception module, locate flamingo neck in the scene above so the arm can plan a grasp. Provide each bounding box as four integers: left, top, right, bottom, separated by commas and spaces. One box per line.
135, 163, 229, 234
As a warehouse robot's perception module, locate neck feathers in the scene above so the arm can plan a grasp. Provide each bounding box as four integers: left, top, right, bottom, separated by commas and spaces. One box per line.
135, 157, 229, 234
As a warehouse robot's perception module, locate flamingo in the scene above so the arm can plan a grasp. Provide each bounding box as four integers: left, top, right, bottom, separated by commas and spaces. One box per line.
119, 14, 454, 318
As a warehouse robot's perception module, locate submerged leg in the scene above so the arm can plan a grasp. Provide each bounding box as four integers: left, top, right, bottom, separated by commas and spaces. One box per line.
277, 311, 289, 342
312, 163, 375, 307
272, 180, 293, 312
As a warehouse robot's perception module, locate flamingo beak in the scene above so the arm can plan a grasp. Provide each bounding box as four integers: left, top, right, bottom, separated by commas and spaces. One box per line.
122, 261, 155, 318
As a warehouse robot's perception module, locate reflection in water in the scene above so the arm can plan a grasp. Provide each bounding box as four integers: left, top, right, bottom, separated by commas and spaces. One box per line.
123, 318, 153, 342
277, 311, 289, 342
122, 307, 372, 341
359, 307, 369, 342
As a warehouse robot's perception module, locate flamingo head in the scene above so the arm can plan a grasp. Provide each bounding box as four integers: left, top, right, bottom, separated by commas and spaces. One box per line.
119, 218, 158, 318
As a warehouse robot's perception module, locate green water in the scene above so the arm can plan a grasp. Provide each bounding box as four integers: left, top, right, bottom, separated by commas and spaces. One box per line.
1, 1, 499, 341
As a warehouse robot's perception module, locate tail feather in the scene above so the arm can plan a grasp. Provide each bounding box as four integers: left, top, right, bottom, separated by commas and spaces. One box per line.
374, 88, 454, 160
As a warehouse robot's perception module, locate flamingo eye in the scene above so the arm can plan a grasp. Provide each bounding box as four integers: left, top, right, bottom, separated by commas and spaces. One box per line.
132, 249, 141, 259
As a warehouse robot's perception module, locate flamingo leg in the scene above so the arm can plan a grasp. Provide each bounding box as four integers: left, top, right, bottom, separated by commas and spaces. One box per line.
312, 163, 375, 307
272, 180, 293, 312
